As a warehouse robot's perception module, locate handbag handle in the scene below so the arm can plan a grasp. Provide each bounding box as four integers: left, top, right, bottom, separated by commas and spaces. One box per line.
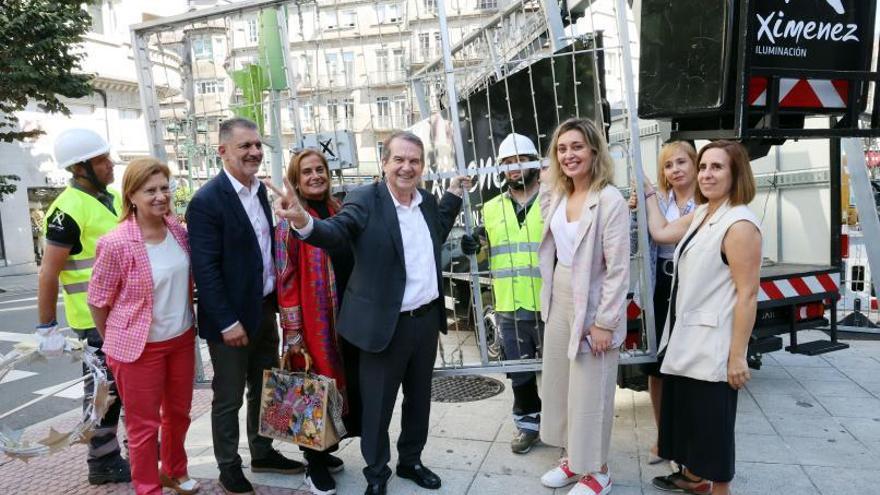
282, 346, 313, 374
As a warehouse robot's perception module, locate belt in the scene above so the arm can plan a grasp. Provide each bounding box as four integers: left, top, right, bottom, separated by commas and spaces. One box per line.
401, 300, 436, 318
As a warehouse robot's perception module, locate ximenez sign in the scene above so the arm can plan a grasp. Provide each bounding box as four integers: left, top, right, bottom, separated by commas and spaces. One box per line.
748, 0, 875, 72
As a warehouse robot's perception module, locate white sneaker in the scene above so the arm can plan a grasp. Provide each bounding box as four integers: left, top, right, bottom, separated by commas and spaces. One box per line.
567, 472, 612, 495
540, 458, 580, 488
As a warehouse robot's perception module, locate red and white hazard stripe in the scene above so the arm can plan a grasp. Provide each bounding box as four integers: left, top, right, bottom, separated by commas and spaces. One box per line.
758, 273, 840, 302
749, 77, 848, 109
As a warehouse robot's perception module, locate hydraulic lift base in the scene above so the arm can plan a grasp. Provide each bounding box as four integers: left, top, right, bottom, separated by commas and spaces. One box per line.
786, 340, 850, 356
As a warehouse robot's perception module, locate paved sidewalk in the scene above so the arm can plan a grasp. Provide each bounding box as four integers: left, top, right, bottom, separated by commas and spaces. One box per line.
0, 272, 39, 295
2, 329, 880, 494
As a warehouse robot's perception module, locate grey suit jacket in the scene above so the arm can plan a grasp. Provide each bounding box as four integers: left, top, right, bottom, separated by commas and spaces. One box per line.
302, 181, 462, 353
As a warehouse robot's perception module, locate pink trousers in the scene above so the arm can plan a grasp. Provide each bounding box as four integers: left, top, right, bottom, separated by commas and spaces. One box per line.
107, 329, 195, 495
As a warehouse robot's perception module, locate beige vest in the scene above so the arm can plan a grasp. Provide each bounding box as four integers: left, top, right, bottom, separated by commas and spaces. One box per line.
658, 202, 760, 382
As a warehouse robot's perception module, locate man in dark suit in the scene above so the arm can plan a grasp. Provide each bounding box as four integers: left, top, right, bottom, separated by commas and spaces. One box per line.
187, 118, 304, 495
267, 131, 469, 495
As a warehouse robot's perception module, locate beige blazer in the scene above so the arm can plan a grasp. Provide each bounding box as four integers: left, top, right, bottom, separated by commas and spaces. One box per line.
658, 202, 761, 382
538, 184, 630, 359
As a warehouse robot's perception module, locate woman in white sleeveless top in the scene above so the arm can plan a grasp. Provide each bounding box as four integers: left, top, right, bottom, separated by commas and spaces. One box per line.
641, 141, 761, 495
537, 118, 630, 495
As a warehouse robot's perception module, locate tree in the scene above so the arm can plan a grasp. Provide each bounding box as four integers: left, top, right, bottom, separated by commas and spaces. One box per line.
0, 0, 96, 199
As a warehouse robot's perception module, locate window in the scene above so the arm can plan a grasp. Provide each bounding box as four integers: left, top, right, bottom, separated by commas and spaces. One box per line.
246, 18, 259, 44
342, 52, 355, 86
418, 33, 430, 60
478, 0, 497, 9
392, 95, 408, 127
119, 109, 141, 121
327, 99, 339, 126
423, 0, 437, 13
301, 102, 315, 130
195, 79, 225, 94
299, 54, 313, 85
376, 96, 391, 128
340, 10, 356, 28
325, 52, 339, 84
322, 10, 338, 29
342, 98, 355, 127
392, 48, 405, 80
376, 49, 389, 83
87, 3, 104, 34
376, 141, 385, 162
376, 3, 401, 24
192, 37, 213, 60
433, 32, 441, 57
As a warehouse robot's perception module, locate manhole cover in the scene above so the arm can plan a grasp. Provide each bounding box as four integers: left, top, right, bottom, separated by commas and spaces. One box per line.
431, 375, 505, 403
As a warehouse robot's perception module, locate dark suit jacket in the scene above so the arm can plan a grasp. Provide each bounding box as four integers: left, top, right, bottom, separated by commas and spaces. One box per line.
186, 171, 275, 342
302, 182, 462, 353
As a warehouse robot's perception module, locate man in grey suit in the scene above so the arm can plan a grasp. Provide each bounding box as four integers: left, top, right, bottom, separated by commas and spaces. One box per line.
267, 131, 469, 495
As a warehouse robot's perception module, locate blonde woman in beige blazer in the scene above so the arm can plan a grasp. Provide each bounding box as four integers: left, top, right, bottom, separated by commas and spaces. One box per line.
641, 140, 761, 495
537, 118, 629, 495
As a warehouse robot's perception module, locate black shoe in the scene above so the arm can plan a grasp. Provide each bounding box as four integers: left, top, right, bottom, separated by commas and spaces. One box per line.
326, 453, 345, 474
251, 450, 305, 474
306, 463, 337, 495
364, 480, 387, 495
219, 467, 254, 494
396, 463, 442, 490
87, 454, 131, 485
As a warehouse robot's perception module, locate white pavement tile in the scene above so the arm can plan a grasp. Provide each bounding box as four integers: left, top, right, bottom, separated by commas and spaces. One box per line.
813, 395, 880, 419
766, 415, 853, 441
785, 365, 851, 382
430, 410, 503, 442
838, 417, 880, 444
732, 462, 820, 495
745, 377, 810, 396
798, 378, 875, 398
421, 436, 492, 472
804, 465, 880, 495
751, 393, 833, 418
735, 433, 794, 464
468, 472, 554, 495
784, 435, 880, 469
478, 441, 562, 478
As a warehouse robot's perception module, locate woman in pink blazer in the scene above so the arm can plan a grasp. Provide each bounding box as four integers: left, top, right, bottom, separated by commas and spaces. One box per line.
88, 158, 198, 495
538, 118, 629, 495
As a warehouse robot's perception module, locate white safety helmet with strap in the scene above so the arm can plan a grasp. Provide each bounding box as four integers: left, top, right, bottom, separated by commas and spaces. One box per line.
497, 133, 538, 162
53, 128, 110, 170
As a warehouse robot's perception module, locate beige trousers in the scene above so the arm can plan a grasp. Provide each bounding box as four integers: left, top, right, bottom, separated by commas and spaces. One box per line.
540, 263, 619, 474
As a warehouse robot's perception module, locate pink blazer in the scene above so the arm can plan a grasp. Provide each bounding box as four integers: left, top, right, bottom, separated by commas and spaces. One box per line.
538, 184, 630, 359
88, 215, 192, 363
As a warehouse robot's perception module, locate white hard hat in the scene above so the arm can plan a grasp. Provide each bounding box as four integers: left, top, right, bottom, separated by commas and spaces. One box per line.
497, 133, 538, 162
53, 128, 110, 170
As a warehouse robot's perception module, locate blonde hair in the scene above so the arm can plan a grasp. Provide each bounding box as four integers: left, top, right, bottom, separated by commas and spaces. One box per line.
694, 140, 756, 206
656, 141, 698, 196
547, 118, 614, 196
121, 157, 171, 220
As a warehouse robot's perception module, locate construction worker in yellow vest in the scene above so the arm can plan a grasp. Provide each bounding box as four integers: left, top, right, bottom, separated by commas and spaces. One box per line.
35, 128, 130, 485
460, 133, 544, 454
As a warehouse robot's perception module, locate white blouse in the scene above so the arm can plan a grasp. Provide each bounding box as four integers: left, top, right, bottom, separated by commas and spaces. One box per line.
145, 233, 193, 342
550, 196, 579, 266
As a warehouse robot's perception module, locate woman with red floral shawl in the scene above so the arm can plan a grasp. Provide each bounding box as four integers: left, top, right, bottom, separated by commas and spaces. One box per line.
274, 149, 357, 495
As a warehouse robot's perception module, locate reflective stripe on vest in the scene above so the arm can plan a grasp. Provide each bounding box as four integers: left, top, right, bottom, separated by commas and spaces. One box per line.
483, 194, 543, 313
45, 186, 122, 330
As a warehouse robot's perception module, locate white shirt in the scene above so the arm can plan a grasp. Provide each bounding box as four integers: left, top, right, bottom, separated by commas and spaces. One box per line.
224, 169, 275, 296
657, 190, 695, 259
145, 233, 193, 342
294, 187, 440, 312
550, 196, 579, 266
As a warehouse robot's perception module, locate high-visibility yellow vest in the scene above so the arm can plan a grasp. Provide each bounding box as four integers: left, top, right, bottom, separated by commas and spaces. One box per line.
44, 186, 122, 330
483, 193, 543, 313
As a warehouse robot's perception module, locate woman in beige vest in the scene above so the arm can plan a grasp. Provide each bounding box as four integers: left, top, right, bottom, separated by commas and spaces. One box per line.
641, 140, 761, 495
537, 118, 630, 495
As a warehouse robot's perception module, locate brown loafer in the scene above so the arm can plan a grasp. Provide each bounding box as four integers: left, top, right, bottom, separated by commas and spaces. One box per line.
160, 473, 201, 495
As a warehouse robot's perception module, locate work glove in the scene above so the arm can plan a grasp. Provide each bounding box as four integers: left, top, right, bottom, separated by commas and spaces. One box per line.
460, 233, 482, 255
34, 321, 66, 358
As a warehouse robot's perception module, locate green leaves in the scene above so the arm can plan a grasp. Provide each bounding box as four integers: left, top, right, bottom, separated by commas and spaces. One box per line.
0, 0, 96, 143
